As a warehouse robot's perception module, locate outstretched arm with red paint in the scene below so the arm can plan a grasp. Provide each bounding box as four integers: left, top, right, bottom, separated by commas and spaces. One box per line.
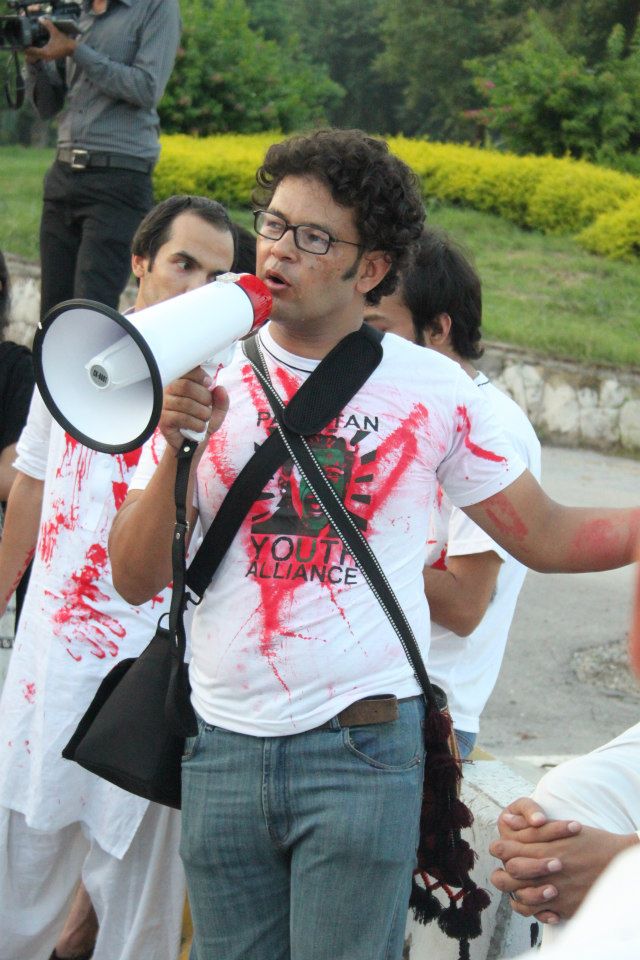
0, 471, 43, 616
464, 470, 640, 573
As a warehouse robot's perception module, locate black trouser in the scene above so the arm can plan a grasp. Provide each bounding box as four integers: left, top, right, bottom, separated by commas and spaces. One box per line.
39, 160, 154, 318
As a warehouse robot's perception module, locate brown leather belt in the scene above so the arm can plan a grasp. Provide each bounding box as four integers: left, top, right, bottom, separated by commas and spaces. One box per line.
317, 694, 416, 730
56, 148, 153, 173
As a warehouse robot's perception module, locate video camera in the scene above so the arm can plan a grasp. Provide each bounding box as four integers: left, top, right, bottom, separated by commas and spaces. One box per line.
0, 0, 81, 52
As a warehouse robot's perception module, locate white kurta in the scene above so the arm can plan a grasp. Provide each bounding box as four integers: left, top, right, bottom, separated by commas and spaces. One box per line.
0, 390, 172, 858
426, 373, 542, 732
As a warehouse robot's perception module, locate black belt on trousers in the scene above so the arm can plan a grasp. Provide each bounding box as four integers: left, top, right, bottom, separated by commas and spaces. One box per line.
56, 148, 153, 173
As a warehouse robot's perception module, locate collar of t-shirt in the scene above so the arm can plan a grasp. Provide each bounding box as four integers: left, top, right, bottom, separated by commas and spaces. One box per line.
258, 323, 320, 376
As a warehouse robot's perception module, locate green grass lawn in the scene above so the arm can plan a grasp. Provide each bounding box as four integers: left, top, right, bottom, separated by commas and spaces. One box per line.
2, 145, 639, 369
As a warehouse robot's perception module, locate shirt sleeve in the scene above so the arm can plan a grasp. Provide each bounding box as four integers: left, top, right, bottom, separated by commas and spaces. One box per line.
72, 0, 181, 110
14, 389, 53, 481
436, 370, 526, 509
446, 505, 507, 562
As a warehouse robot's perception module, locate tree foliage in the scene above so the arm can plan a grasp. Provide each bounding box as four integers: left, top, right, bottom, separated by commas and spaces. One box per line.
159, 0, 342, 135
375, 0, 524, 140
4, 0, 635, 161
245, 0, 401, 133
468, 11, 640, 161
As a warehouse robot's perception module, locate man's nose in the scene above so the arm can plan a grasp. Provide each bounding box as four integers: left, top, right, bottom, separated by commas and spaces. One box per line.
269, 227, 298, 259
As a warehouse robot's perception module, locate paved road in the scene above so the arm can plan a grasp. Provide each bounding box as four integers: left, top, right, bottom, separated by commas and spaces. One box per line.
481, 444, 640, 776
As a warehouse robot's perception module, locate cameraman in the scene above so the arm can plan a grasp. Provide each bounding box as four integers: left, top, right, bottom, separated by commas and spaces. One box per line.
25, 0, 180, 318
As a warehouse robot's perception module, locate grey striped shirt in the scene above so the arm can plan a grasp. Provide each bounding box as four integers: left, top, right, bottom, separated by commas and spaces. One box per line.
28, 0, 181, 162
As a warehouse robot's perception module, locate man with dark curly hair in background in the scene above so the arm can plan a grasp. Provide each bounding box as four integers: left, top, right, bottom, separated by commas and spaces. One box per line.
110, 129, 640, 960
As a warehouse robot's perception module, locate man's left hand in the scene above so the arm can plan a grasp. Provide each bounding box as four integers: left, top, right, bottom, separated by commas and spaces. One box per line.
25, 18, 77, 62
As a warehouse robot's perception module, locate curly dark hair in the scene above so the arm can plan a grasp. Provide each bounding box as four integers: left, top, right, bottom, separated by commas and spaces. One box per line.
402, 227, 483, 361
252, 129, 425, 305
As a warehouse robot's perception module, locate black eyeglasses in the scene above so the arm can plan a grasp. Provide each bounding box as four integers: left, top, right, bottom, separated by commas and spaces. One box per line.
253, 210, 362, 256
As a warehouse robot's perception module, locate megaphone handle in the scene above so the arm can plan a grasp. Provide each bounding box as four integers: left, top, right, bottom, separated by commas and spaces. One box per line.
179, 354, 228, 443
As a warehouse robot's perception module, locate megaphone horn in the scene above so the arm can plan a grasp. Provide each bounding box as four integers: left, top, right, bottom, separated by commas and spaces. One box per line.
33, 273, 272, 455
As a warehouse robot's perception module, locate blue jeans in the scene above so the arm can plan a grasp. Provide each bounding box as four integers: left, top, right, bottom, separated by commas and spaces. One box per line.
454, 729, 477, 759
180, 697, 425, 960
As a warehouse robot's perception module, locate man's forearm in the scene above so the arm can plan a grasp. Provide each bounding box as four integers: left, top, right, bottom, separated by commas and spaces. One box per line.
109, 447, 197, 606
424, 550, 502, 636
465, 471, 640, 574
0, 472, 43, 615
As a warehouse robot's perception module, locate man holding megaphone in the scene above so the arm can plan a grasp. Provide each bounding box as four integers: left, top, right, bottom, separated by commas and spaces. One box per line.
110, 129, 640, 960
0, 195, 236, 960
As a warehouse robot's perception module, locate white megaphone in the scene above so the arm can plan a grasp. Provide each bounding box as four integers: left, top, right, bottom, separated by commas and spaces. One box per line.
33, 273, 272, 455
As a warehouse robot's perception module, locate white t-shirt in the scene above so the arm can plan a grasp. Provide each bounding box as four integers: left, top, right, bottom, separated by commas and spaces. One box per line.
0, 390, 172, 858
515, 724, 640, 956
131, 327, 526, 737
425, 373, 541, 732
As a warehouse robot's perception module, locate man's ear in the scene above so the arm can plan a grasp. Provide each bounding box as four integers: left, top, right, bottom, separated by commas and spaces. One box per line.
131, 254, 148, 280
427, 312, 452, 346
355, 251, 391, 295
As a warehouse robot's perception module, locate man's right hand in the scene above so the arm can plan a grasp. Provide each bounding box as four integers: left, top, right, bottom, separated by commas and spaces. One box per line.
159, 368, 229, 451
490, 796, 638, 923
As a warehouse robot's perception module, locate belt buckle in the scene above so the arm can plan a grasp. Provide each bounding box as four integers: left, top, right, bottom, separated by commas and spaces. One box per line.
70, 149, 89, 170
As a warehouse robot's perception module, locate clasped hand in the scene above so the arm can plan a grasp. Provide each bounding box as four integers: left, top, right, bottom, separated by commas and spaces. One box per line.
490, 796, 638, 924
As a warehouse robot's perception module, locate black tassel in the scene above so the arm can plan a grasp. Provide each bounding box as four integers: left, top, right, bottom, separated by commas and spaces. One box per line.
458, 937, 471, 960
410, 878, 442, 924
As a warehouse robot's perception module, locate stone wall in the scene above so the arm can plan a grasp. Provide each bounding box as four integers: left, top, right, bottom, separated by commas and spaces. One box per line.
5, 254, 640, 455
482, 343, 640, 455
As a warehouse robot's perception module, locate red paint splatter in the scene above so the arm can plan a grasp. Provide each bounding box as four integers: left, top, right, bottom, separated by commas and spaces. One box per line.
368, 404, 430, 519
55, 433, 78, 478
150, 429, 163, 466
48, 543, 125, 660
112, 481, 128, 510
274, 367, 301, 403
21, 680, 36, 704
436, 485, 444, 510
569, 511, 640, 571
1, 547, 34, 609
482, 491, 529, 542
456, 405, 507, 463
121, 448, 142, 470
151, 593, 165, 608
431, 548, 448, 571
39, 499, 78, 566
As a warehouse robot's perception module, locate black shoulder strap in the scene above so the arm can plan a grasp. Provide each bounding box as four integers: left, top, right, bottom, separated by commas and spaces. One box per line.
185, 324, 383, 598
244, 334, 439, 709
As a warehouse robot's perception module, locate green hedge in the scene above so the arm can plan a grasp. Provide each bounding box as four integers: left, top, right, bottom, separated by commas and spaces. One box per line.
155, 133, 640, 260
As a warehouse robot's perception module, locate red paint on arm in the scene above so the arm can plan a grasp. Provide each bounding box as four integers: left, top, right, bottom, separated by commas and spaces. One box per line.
568, 511, 640, 571
481, 490, 529, 542
1, 547, 35, 609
